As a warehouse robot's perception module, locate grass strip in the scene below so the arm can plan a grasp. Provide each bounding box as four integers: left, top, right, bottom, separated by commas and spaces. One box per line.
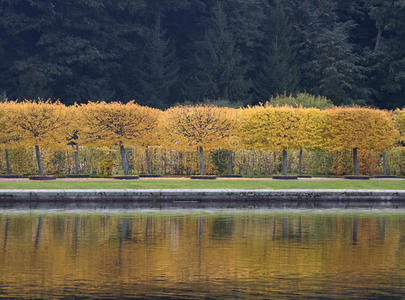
0, 180, 403, 190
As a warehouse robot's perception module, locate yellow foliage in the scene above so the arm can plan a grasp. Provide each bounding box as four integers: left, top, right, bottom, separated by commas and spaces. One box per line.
0, 101, 21, 150
296, 108, 328, 150
64, 104, 82, 152
240, 105, 301, 151
1, 101, 403, 176
142, 109, 164, 148
162, 105, 238, 151
325, 107, 399, 151
395, 109, 405, 142
79, 101, 160, 148
5, 99, 71, 150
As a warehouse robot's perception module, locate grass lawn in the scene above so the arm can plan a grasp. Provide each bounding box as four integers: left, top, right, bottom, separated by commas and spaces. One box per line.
0, 179, 404, 190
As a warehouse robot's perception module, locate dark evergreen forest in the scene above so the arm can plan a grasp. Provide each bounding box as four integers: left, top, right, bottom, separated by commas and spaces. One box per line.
0, 0, 404, 108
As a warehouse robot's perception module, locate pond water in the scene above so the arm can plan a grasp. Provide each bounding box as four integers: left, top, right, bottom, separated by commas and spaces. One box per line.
0, 210, 404, 299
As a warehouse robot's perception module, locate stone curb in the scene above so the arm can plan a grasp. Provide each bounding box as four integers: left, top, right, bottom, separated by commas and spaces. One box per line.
0, 189, 404, 209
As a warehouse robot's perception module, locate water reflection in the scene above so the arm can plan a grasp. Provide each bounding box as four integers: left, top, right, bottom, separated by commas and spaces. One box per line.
3, 217, 8, 250
34, 217, 43, 248
353, 216, 358, 245
0, 210, 404, 299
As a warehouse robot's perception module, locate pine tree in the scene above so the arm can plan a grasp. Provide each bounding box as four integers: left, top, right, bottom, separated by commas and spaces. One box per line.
137, 14, 179, 108
255, 0, 299, 100
364, 0, 405, 109
186, 2, 251, 103
287, 0, 369, 105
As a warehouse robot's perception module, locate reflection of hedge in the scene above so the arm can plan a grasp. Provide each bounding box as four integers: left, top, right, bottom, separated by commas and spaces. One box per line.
1, 147, 404, 176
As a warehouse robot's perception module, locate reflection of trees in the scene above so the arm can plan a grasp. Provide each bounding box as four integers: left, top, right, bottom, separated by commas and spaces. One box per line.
53, 216, 66, 241
210, 217, 233, 239
298, 216, 302, 238
282, 217, 287, 239
199, 217, 204, 244
120, 218, 132, 243
353, 217, 358, 245
380, 217, 386, 242
34, 217, 43, 248
3, 217, 8, 250
72, 216, 78, 254
0, 213, 403, 298
145, 216, 151, 242
270, 216, 305, 241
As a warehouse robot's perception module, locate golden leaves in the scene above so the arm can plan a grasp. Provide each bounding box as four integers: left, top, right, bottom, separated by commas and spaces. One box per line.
3, 99, 71, 149
296, 108, 328, 151
0, 100, 21, 149
240, 105, 399, 152
325, 107, 399, 151
79, 101, 160, 148
0, 100, 402, 153
240, 105, 302, 151
396, 109, 405, 142
162, 105, 238, 150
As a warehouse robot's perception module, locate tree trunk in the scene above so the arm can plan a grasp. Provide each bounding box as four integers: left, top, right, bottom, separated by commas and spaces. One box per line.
74, 145, 79, 174
5, 149, 11, 175
382, 152, 387, 176
120, 145, 129, 175
199, 146, 205, 175
298, 149, 303, 176
228, 150, 234, 175
282, 149, 288, 176
35, 145, 44, 175
353, 148, 359, 176
145, 148, 152, 174
273, 152, 277, 174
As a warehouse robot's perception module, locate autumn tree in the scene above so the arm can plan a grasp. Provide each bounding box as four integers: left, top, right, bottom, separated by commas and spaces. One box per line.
65, 105, 84, 175
80, 102, 159, 175
296, 108, 328, 176
267, 93, 332, 174
325, 107, 399, 176
396, 109, 405, 143
137, 109, 162, 175
225, 108, 241, 175
240, 106, 301, 175
7, 100, 70, 175
163, 105, 237, 175
0, 101, 21, 175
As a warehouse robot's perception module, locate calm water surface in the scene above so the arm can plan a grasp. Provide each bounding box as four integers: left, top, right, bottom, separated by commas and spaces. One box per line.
0, 210, 404, 299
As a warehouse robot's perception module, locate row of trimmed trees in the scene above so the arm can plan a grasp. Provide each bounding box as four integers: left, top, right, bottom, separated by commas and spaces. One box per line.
0, 100, 404, 176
